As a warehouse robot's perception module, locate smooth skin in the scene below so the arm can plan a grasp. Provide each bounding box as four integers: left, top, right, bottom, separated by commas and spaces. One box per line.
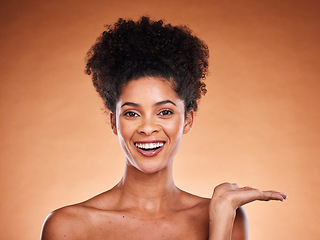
41, 76, 287, 240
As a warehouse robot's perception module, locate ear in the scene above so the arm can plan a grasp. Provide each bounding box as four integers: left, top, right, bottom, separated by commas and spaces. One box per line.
183, 110, 194, 134
109, 112, 118, 136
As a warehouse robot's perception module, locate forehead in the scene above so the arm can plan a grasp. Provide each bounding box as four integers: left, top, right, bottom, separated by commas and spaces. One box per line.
118, 76, 181, 104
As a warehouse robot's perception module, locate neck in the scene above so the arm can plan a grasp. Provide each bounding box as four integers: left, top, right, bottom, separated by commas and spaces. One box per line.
115, 162, 179, 214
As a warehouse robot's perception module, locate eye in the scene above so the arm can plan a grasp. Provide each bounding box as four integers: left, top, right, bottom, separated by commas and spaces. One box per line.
159, 109, 173, 116
124, 111, 139, 118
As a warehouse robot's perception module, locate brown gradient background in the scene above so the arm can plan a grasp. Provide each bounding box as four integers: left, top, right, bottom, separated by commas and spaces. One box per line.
1, 0, 319, 239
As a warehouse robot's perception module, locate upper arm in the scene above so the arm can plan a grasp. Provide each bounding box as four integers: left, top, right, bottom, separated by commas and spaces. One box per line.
231, 207, 248, 240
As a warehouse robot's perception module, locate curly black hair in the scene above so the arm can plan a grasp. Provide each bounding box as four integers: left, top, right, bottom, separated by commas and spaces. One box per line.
85, 16, 209, 114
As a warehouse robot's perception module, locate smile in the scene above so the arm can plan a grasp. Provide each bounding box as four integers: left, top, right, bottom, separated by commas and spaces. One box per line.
135, 142, 164, 151
134, 141, 165, 157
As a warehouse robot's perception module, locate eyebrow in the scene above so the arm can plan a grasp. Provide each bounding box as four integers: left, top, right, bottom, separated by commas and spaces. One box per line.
121, 100, 176, 108
154, 100, 176, 107
121, 102, 140, 108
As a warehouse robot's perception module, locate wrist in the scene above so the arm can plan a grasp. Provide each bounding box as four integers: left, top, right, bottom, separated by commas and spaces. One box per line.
209, 199, 236, 240
210, 196, 237, 215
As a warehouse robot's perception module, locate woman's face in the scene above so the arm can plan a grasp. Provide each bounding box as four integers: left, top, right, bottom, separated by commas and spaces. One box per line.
110, 76, 193, 174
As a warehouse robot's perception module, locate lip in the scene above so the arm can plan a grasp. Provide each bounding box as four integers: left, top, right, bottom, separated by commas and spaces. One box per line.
134, 140, 166, 157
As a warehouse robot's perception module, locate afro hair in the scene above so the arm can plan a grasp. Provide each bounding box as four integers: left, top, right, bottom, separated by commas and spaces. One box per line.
85, 16, 209, 114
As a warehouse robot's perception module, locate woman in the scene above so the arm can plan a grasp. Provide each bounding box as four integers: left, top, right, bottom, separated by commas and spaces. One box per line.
41, 16, 287, 240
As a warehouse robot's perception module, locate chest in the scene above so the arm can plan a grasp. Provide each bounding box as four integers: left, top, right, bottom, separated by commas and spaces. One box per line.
87, 212, 209, 240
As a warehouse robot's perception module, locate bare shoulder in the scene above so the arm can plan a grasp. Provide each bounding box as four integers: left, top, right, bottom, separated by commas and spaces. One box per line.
41, 190, 118, 240
232, 207, 248, 240
41, 204, 91, 240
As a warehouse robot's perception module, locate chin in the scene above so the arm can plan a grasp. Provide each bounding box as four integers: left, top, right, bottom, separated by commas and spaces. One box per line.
130, 158, 171, 175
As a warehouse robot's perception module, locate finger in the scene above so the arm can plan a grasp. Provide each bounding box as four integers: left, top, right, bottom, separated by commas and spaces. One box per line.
239, 187, 287, 201
259, 191, 288, 202
268, 191, 288, 200
234, 188, 287, 207
281, 192, 288, 200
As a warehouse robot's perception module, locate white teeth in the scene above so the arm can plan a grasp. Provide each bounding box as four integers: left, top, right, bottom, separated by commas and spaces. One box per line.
135, 142, 164, 150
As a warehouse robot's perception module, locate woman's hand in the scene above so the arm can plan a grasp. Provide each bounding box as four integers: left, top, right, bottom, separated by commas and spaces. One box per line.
212, 182, 287, 210
209, 182, 287, 240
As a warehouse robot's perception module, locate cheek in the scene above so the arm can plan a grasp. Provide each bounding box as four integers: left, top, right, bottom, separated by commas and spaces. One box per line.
117, 119, 135, 140
163, 118, 185, 137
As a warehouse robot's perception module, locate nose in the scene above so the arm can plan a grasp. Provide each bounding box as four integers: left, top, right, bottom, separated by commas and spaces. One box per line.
137, 116, 161, 135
